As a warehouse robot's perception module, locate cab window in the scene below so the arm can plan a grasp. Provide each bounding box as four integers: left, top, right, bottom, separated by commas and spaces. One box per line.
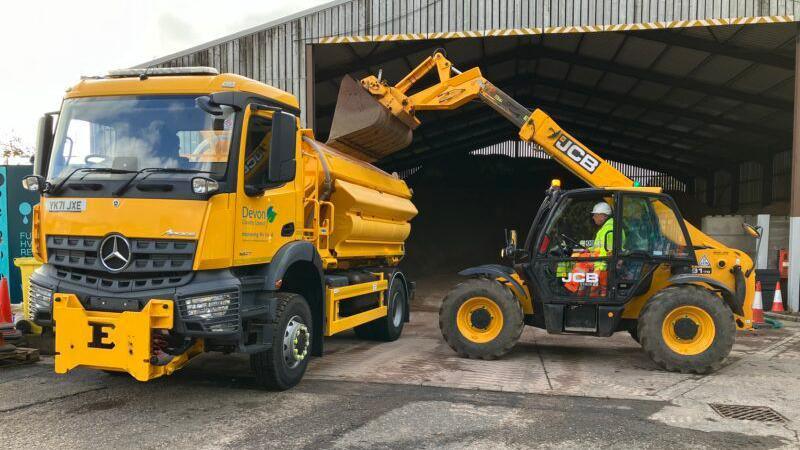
243, 115, 272, 185
538, 195, 615, 255
620, 195, 691, 259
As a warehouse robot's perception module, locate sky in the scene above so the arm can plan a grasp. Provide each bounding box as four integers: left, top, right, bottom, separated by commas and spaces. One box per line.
0, 0, 331, 151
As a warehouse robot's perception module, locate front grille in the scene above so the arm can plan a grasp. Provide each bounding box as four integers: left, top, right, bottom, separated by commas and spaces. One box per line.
46, 235, 196, 292
53, 267, 193, 293
177, 292, 240, 333
47, 235, 196, 274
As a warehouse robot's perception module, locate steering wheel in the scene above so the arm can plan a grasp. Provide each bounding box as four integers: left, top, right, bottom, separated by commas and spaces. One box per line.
560, 233, 589, 251
193, 134, 230, 156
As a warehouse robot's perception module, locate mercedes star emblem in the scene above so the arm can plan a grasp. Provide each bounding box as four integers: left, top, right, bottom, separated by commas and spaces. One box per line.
99, 234, 131, 272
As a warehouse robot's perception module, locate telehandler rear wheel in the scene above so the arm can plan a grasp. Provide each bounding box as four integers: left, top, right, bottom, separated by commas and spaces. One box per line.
638, 285, 734, 374
251, 292, 312, 390
439, 278, 524, 360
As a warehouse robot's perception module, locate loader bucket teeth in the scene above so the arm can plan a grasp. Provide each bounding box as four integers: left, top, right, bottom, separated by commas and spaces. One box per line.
326, 74, 413, 161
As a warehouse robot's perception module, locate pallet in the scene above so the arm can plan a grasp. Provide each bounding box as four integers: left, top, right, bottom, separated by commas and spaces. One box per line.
0, 347, 40, 367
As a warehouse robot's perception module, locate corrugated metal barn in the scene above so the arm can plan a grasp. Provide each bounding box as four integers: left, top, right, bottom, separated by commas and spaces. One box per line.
143, 0, 800, 307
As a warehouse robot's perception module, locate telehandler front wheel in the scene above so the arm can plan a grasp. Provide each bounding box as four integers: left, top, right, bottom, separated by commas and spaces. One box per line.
439, 278, 524, 360
638, 285, 734, 374
251, 292, 313, 390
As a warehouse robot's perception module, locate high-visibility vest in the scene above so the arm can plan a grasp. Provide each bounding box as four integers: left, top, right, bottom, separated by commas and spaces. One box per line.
591, 218, 614, 257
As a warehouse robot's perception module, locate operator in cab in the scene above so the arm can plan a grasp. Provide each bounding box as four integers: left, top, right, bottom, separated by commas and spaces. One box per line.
589, 202, 614, 260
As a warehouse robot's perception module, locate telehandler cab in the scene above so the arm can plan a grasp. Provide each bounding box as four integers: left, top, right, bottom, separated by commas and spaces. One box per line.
327, 51, 758, 373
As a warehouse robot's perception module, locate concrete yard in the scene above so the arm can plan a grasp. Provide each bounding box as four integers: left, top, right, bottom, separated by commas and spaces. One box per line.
2, 276, 800, 449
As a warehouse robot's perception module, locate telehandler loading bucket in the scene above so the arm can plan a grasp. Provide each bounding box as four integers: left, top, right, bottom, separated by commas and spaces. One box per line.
326, 75, 413, 162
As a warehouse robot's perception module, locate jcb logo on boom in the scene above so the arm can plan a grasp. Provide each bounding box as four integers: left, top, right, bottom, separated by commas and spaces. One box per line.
561, 272, 599, 286
550, 129, 600, 174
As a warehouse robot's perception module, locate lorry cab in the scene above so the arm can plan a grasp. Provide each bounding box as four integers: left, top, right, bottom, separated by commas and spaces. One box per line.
24, 67, 417, 389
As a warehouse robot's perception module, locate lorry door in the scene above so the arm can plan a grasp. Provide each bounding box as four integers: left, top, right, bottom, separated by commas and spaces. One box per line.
233, 108, 298, 266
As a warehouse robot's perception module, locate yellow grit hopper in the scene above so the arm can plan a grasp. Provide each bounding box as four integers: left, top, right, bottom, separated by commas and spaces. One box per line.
306, 143, 417, 262
27, 67, 417, 390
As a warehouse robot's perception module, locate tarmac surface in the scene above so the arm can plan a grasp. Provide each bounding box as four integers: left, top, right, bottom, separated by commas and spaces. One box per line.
2, 275, 800, 449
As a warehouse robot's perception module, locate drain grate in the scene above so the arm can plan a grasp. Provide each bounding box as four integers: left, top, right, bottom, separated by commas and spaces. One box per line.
709, 404, 788, 423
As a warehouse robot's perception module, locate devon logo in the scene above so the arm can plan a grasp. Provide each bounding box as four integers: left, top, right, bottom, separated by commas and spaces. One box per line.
242, 206, 278, 223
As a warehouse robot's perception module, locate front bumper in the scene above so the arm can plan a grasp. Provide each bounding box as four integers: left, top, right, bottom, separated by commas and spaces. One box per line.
53, 294, 203, 381
31, 264, 275, 347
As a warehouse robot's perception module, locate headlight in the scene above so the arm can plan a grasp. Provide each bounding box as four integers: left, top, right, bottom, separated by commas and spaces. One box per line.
178, 292, 239, 333
180, 292, 237, 319
29, 283, 54, 320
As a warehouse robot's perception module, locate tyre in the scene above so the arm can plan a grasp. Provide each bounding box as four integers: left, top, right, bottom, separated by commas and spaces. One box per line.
251, 292, 313, 390
354, 277, 407, 341
438, 277, 524, 360
628, 327, 640, 344
638, 285, 735, 374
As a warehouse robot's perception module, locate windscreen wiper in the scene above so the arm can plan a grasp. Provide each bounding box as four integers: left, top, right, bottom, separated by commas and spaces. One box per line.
113, 167, 212, 197
51, 167, 137, 194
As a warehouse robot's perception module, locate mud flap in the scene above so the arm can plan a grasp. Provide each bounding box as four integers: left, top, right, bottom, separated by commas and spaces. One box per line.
53, 294, 202, 381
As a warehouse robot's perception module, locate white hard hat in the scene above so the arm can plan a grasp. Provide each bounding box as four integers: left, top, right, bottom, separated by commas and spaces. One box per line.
591, 202, 612, 215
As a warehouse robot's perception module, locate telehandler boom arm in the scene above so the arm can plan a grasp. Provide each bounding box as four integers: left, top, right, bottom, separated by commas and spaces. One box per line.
330, 51, 726, 250
351, 52, 634, 188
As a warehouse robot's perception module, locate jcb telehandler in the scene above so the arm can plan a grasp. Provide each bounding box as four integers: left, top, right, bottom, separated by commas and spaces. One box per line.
327, 52, 759, 373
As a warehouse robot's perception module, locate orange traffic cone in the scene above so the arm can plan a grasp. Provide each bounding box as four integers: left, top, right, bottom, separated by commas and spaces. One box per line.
752, 281, 765, 325
771, 281, 785, 313
0, 277, 11, 324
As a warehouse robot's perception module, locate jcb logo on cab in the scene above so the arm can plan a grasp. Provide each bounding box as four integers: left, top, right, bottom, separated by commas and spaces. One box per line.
562, 272, 600, 286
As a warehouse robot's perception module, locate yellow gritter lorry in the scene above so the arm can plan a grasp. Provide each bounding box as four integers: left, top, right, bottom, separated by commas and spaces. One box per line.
25, 67, 417, 389
326, 52, 759, 374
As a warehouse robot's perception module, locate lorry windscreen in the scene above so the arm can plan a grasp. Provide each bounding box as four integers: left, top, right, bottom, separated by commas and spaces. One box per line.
47, 95, 236, 184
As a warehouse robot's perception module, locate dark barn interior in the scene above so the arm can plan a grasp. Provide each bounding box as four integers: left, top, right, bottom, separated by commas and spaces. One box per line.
308, 23, 796, 279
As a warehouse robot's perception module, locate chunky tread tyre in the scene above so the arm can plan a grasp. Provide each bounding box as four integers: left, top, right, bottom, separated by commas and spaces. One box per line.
354, 279, 407, 342
638, 285, 734, 374
251, 292, 312, 390
628, 327, 640, 344
439, 277, 524, 360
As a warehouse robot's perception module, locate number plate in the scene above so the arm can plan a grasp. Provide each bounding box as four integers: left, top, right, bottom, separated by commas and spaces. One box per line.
46, 199, 86, 212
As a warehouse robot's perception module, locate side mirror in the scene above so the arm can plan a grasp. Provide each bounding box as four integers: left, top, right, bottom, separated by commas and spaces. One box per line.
195, 96, 224, 116
267, 111, 297, 183
742, 223, 762, 239
22, 175, 46, 194
501, 229, 522, 260
34, 113, 56, 177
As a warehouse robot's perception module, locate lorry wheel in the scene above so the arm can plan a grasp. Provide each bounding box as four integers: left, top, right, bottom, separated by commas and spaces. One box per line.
439, 278, 523, 360
251, 292, 312, 390
354, 278, 407, 341
638, 285, 734, 374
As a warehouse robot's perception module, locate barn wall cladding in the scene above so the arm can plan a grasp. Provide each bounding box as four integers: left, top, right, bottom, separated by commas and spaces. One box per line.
142, 0, 798, 128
